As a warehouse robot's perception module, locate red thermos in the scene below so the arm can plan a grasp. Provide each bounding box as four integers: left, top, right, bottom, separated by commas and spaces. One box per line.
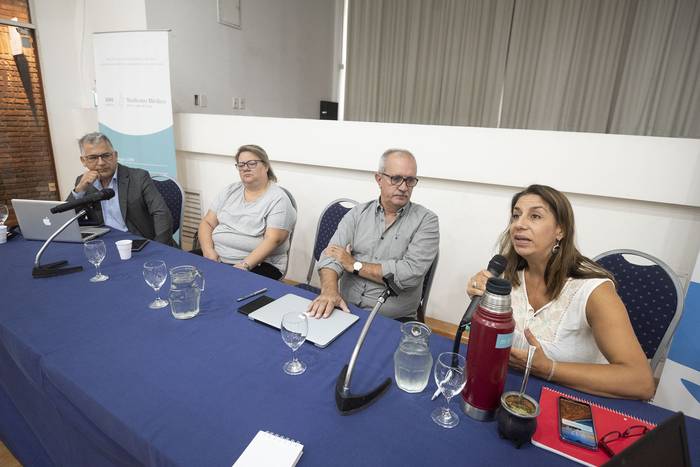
461, 277, 514, 421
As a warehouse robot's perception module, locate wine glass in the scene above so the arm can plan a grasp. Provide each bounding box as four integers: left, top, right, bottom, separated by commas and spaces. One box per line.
431, 352, 467, 429
84, 239, 108, 282
281, 311, 308, 375
143, 260, 169, 309
0, 204, 8, 225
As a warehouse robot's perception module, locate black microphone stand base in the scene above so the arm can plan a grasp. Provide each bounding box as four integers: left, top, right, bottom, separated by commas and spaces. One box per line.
32, 209, 87, 279
32, 261, 83, 278
335, 364, 391, 415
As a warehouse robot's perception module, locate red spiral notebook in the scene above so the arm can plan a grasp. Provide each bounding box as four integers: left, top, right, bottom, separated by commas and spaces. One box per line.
531, 386, 656, 466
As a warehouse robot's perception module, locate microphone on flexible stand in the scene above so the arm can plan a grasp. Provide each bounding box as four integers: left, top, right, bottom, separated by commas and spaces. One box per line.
335, 274, 399, 415
33, 190, 116, 278
451, 255, 508, 356
50, 188, 115, 214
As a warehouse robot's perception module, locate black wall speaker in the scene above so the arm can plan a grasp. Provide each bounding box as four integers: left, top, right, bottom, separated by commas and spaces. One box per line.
320, 100, 338, 120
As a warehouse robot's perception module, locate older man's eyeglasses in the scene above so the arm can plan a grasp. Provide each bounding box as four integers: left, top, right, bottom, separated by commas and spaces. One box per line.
380, 172, 419, 187
598, 425, 649, 457
83, 152, 114, 163
236, 160, 261, 170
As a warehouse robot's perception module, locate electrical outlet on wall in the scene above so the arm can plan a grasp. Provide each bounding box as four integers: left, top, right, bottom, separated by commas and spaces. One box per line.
200, 94, 208, 107
232, 97, 240, 110
239, 97, 246, 110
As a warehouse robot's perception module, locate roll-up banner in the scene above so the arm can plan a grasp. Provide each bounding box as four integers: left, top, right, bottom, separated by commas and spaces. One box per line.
653, 252, 700, 420
93, 30, 176, 178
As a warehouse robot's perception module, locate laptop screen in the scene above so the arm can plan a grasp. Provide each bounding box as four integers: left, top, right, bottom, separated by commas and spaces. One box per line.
12, 199, 108, 243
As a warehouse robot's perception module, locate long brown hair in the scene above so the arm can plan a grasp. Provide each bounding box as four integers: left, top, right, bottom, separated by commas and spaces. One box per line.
235, 144, 277, 182
499, 184, 613, 300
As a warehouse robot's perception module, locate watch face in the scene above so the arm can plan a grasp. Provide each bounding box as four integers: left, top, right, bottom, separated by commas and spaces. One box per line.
353, 261, 362, 271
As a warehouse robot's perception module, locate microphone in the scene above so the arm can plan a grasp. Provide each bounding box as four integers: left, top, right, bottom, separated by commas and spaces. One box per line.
378, 273, 400, 303
461, 254, 508, 325
451, 254, 507, 356
50, 189, 115, 214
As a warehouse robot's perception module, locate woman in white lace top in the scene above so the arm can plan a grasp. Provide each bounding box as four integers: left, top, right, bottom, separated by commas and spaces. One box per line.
467, 185, 654, 400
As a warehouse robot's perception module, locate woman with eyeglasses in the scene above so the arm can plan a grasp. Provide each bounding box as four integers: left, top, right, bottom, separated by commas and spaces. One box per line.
466, 185, 654, 400
197, 145, 296, 280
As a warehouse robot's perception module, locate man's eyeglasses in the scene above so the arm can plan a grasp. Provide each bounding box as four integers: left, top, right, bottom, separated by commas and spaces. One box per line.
236, 160, 262, 170
598, 425, 649, 457
83, 152, 114, 163
379, 172, 419, 187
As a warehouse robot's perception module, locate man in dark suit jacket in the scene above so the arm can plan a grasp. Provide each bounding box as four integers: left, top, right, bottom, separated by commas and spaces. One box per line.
68, 132, 174, 245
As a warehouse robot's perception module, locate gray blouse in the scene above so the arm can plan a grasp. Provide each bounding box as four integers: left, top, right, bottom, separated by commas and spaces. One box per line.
211, 182, 296, 273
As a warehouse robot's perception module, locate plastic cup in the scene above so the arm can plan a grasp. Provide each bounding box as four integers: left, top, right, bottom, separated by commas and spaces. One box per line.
0, 225, 7, 244
115, 239, 132, 260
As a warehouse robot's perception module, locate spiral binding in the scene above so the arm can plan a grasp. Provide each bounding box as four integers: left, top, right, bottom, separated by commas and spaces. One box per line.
542, 386, 655, 426
262, 431, 303, 446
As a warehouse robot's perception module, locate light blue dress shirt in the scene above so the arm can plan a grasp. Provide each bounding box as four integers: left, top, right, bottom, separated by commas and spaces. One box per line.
71, 166, 128, 231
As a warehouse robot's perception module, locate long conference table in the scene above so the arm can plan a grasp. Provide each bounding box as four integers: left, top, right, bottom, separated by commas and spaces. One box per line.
1, 231, 698, 467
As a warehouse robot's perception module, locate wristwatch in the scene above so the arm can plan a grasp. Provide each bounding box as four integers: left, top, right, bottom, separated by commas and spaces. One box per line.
352, 261, 363, 275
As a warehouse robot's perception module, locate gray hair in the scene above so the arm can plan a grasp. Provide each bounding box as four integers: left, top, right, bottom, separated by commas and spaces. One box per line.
378, 148, 415, 172
78, 132, 114, 155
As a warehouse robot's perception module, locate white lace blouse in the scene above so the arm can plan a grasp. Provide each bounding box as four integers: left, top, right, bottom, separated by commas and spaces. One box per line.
510, 269, 611, 364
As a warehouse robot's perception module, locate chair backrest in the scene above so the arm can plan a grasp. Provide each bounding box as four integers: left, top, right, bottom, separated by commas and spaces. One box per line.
305, 198, 358, 284
278, 186, 298, 278
151, 175, 185, 246
594, 249, 685, 373
416, 252, 439, 323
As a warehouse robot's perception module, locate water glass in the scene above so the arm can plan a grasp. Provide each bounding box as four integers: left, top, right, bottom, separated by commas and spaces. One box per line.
281, 311, 308, 375
84, 239, 108, 282
431, 352, 467, 428
143, 260, 168, 309
0, 204, 8, 225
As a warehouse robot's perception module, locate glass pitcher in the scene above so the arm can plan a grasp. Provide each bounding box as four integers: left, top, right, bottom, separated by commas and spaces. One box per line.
394, 321, 433, 393
168, 265, 205, 319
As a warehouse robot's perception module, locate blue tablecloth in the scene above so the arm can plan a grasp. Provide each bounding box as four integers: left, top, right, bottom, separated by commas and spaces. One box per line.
0, 232, 697, 466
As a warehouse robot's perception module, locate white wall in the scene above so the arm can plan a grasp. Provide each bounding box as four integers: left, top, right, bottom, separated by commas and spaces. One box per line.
177, 115, 700, 207
174, 114, 700, 325
31, 0, 148, 197
145, 0, 338, 117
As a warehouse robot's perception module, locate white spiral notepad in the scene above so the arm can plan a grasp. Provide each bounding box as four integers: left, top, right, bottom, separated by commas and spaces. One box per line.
233, 430, 304, 467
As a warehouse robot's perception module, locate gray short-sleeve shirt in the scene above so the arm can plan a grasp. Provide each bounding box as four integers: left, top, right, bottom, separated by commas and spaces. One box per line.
317, 199, 439, 319
210, 182, 296, 273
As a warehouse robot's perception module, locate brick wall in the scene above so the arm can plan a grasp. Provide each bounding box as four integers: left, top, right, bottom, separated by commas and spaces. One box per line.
0, 0, 58, 226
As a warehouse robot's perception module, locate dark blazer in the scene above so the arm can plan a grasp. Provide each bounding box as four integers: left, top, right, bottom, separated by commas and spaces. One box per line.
68, 163, 174, 245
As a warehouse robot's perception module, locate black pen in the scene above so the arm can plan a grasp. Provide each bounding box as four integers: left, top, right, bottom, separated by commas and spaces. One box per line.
236, 287, 268, 302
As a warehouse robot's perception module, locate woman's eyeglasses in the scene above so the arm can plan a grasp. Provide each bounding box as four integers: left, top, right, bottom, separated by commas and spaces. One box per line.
380, 172, 419, 187
598, 425, 649, 457
236, 160, 261, 170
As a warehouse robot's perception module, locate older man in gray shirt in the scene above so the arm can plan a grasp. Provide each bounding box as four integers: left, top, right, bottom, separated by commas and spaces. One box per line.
307, 149, 439, 320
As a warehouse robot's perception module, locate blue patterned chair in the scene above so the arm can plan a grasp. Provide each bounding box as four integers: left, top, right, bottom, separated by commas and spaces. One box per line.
594, 249, 685, 373
296, 198, 358, 293
152, 175, 184, 247
416, 253, 439, 323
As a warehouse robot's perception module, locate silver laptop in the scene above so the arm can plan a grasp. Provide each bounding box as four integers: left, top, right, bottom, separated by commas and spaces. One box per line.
248, 294, 360, 348
12, 199, 110, 243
